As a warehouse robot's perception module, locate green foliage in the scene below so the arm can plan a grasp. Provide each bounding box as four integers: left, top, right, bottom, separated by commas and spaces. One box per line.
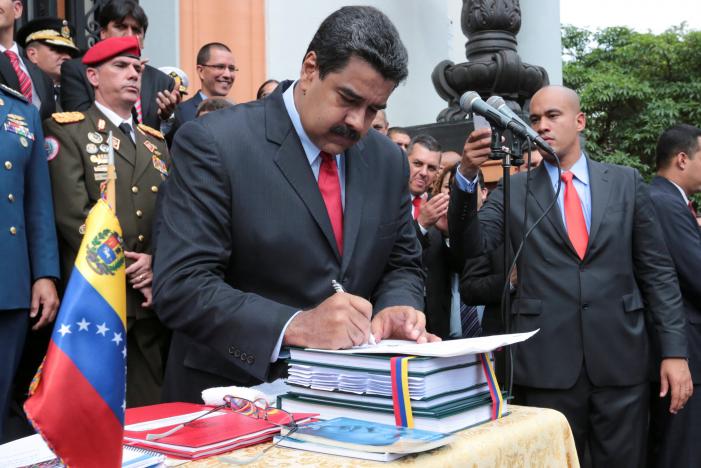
562, 24, 701, 180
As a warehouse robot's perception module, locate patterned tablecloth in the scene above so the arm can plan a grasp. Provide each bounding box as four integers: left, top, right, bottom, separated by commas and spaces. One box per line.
179, 405, 579, 468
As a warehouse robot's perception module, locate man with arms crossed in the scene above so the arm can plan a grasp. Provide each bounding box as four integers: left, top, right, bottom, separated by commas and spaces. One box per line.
449, 85, 691, 466
153, 6, 437, 403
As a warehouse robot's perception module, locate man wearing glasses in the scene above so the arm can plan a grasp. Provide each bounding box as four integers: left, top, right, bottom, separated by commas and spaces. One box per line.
166, 42, 236, 145
154, 6, 438, 403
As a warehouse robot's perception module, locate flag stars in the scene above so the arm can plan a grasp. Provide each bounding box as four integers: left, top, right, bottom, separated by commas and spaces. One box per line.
96, 322, 109, 336
122, 347, 127, 358
77, 318, 91, 331
57, 323, 71, 337
112, 332, 123, 346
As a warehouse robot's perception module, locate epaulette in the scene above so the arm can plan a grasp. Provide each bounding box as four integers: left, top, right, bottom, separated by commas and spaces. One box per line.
0, 84, 28, 103
137, 123, 164, 140
51, 111, 85, 124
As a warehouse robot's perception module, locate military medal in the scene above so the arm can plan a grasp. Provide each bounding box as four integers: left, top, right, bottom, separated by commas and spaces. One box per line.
152, 155, 168, 176
143, 140, 157, 153
86, 143, 98, 154
99, 143, 110, 153
93, 165, 108, 172
109, 135, 121, 151
90, 154, 109, 164
20, 137, 28, 147
97, 119, 106, 131
94, 173, 108, 181
88, 132, 103, 144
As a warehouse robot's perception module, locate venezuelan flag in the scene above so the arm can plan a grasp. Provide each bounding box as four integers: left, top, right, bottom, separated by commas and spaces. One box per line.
25, 200, 126, 467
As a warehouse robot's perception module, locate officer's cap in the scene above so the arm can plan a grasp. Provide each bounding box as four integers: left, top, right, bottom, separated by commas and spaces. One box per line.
16, 17, 79, 57
82, 36, 141, 66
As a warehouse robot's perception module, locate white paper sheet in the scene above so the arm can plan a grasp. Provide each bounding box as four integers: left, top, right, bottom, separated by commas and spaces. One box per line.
306, 329, 539, 357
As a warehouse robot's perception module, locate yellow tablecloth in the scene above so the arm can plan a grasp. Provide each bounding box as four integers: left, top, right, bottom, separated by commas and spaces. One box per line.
181, 405, 579, 468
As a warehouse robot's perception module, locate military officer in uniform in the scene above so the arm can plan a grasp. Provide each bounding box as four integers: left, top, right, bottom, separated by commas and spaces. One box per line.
44, 36, 170, 407
0, 83, 59, 441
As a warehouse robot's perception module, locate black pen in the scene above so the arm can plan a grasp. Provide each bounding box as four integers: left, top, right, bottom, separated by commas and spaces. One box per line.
331, 280, 376, 345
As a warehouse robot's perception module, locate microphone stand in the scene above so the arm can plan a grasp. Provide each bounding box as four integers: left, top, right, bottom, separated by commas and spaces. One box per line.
487, 125, 523, 398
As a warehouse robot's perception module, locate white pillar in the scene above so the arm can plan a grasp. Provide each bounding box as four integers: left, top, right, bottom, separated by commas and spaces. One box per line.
517, 0, 562, 85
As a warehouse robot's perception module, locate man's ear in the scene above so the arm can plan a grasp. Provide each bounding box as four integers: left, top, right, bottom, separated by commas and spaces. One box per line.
298, 51, 319, 93
12, 0, 22, 20
575, 112, 586, 133
677, 152, 689, 170
25, 47, 38, 64
85, 66, 99, 88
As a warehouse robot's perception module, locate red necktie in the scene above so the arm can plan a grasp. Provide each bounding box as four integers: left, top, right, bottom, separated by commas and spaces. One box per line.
318, 152, 343, 255
412, 195, 422, 220
689, 200, 698, 218
3, 50, 32, 102
561, 171, 588, 259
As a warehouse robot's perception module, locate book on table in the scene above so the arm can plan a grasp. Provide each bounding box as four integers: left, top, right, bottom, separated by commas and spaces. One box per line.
278, 391, 506, 433
123, 402, 316, 460
273, 416, 454, 462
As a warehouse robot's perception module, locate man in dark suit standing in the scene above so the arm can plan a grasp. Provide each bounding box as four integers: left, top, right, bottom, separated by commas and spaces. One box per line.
153, 6, 437, 403
647, 124, 701, 468
0, 0, 55, 120
449, 85, 692, 466
166, 42, 235, 145
0, 83, 59, 441
60, 0, 178, 129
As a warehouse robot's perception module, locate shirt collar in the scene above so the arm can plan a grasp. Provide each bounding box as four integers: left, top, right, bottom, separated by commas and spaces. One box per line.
198, 90, 208, 101
544, 152, 589, 187
94, 100, 134, 129
0, 42, 19, 55
282, 80, 326, 165
668, 179, 690, 205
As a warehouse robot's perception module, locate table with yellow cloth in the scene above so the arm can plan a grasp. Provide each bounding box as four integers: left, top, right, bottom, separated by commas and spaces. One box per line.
181, 405, 579, 468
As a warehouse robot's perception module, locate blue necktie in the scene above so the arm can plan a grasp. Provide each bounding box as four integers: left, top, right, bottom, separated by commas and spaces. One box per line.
461, 303, 482, 338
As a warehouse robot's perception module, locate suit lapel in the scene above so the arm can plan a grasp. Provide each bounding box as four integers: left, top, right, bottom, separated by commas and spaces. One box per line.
340, 142, 367, 272
0, 53, 21, 90
274, 133, 341, 260
268, 82, 341, 260
87, 106, 136, 166
586, 158, 611, 247
529, 164, 574, 253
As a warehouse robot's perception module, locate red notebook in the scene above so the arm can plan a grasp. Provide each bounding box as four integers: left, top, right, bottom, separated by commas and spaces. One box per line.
124, 402, 316, 459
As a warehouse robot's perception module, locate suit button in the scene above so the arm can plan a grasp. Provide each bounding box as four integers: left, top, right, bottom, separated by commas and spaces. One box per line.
228, 345, 235, 355
582, 304, 589, 310
234, 349, 241, 358
78, 224, 86, 234
138, 234, 145, 242
241, 352, 247, 361
7, 193, 14, 202
136, 209, 143, 218
247, 355, 255, 364
4, 161, 12, 170
131, 186, 139, 194
9, 226, 17, 235
151, 185, 158, 193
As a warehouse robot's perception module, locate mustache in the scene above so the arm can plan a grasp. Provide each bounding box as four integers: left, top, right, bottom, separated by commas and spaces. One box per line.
330, 125, 360, 142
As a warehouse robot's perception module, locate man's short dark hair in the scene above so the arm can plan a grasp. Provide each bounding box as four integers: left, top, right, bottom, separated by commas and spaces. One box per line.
196, 97, 233, 117
197, 42, 232, 65
98, 0, 148, 33
407, 134, 441, 156
387, 127, 409, 138
655, 124, 701, 170
305, 6, 408, 84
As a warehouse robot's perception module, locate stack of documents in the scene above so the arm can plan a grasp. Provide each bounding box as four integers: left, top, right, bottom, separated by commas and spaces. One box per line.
279, 331, 538, 433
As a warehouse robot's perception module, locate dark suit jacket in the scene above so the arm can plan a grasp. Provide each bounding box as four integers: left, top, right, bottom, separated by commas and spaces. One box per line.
421, 226, 452, 338
0, 50, 55, 120
60, 59, 174, 128
153, 81, 424, 400
461, 245, 507, 336
0, 85, 59, 310
649, 176, 701, 383
449, 159, 687, 389
165, 92, 203, 146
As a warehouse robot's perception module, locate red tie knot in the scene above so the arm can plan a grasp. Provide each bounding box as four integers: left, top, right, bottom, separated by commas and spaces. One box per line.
561, 171, 574, 183
4, 49, 18, 61
320, 151, 334, 163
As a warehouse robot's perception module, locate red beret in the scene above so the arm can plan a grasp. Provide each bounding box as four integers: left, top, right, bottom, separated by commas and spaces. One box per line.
82, 36, 141, 66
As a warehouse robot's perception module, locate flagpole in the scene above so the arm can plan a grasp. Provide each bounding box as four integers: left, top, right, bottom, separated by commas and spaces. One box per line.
107, 130, 116, 211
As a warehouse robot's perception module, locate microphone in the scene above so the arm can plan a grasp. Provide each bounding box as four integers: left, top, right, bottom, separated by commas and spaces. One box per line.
459, 91, 555, 156
486, 96, 555, 155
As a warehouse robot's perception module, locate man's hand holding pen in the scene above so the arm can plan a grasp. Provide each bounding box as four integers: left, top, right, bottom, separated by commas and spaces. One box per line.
283, 282, 441, 349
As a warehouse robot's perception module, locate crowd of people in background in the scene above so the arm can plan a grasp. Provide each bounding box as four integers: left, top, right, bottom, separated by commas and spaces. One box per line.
1, 1, 700, 467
